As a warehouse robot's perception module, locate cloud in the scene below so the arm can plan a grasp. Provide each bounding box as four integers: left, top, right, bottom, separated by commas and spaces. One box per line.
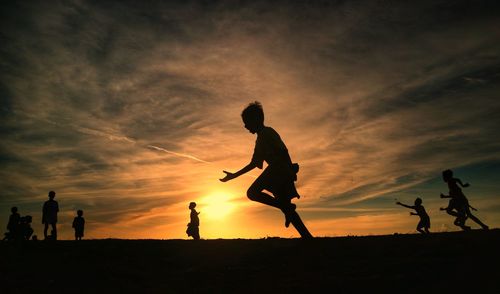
1, 0, 499, 238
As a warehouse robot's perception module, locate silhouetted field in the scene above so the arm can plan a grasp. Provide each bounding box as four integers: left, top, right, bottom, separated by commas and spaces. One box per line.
1, 230, 499, 293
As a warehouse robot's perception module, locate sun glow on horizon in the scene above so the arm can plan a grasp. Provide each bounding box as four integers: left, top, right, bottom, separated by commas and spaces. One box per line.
199, 190, 237, 220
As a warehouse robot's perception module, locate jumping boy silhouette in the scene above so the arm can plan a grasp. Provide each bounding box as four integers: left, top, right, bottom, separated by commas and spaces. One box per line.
186, 202, 200, 240
396, 198, 430, 234
440, 169, 488, 230
219, 101, 312, 238
72, 210, 85, 241
42, 191, 59, 240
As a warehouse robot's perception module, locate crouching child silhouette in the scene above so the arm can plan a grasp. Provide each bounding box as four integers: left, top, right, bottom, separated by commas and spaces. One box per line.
219, 101, 312, 238
396, 198, 430, 234
186, 202, 200, 240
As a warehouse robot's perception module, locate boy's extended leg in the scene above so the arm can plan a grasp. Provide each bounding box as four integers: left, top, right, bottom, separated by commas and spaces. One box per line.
464, 207, 488, 230
287, 210, 313, 239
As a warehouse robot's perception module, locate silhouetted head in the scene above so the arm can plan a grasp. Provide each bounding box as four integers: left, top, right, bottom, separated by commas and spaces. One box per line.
241, 101, 264, 134
48, 191, 56, 199
415, 198, 422, 206
25, 215, 32, 223
20, 216, 26, 223
189, 202, 196, 209
77, 209, 83, 217
442, 169, 453, 182
11, 206, 18, 214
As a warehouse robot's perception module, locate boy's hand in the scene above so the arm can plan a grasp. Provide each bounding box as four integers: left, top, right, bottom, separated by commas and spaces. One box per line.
440, 193, 445, 198
220, 171, 236, 182
463, 183, 470, 187
396, 202, 401, 205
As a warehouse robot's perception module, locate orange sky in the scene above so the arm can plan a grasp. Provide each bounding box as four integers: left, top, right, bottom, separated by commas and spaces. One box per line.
1, 1, 500, 239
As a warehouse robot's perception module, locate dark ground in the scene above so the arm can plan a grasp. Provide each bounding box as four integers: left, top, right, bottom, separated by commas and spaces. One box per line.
1, 230, 499, 293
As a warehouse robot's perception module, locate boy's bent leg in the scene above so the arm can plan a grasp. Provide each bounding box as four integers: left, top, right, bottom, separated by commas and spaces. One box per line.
247, 182, 280, 209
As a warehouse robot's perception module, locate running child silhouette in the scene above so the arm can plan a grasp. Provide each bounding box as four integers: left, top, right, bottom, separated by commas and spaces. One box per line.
186, 202, 200, 240
72, 210, 85, 241
219, 101, 312, 238
42, 191, 59, 240
440, 169, 488, 230
396, 198, 430, 234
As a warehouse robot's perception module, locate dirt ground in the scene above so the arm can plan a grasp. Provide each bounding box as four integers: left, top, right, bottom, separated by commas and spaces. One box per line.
1, 229, 498, 293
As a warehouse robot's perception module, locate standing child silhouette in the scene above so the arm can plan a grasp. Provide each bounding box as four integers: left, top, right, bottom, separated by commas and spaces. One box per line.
4, 207, 20, 241
186, 202, 200, 240
72, 210, 85, 241
220, 101, 312, 238
396, 198, 430, 234
42, 191, 59, 240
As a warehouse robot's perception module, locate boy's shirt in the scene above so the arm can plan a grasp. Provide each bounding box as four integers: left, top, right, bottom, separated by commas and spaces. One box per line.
42, 200, 59, 223
72, 217, 85, 229
415, 205, 429, 219
252, 126, 292, 169
190, 209, 199, 226
7, 213, 20, 231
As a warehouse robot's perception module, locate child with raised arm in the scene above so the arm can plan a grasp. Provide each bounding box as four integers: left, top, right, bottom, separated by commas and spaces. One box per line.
42, 191, 59, 240
440, 169, 488, 230
72, 210, 85, 241
396, 198, 430, 234
219, 101, 312, 238
186, 202, 200, 240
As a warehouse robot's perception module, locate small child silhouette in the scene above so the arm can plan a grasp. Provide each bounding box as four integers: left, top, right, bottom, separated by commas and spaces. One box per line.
186, 202, 200, 240
219, 101, 312, 238
72, 210, 85, 241
396, 198, 430, 234
4, 207, 20, 241
42, 191, 59, 240
440, 169, 488, 230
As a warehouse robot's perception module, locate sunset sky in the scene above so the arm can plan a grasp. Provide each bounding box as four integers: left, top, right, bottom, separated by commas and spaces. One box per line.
1, 0, 500, 239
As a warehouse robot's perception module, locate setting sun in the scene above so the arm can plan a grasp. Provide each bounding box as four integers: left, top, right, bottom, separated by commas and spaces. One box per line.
200, 191, 237, 220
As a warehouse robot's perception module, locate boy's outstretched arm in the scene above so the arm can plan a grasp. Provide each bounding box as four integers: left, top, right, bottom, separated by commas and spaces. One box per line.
220, 162, 258, 182
396, 202, 414, 209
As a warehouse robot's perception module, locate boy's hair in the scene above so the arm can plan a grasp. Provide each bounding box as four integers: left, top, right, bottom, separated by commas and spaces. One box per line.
442, 169, 453, 179
241, 101, 264, 124
11, 206, 18, 213
48, 191, 56, 198
189, 202, 196, 209
415, 198, 422, 205
77, 210, 83, 216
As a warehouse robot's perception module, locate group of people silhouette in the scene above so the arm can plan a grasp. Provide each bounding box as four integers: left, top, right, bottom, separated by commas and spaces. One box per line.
3, 102, 490, 241
396, 169, 489, 234
3, 191, 85, 241
220, 101, 489, 237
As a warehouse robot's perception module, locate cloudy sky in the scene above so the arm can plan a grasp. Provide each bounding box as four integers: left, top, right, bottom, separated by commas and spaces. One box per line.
1, 0, 499, 239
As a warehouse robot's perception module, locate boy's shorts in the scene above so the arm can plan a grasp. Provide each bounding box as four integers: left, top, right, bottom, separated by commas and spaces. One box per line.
252, 164, 299, 200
